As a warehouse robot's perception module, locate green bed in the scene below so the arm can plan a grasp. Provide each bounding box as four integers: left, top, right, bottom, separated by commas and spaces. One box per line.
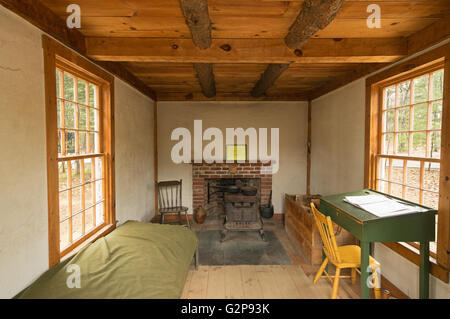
15, 221, 198, 299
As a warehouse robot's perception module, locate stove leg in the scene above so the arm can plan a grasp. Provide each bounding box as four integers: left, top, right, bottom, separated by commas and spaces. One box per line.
221, 230, 227, 242
259, 229, 266, 241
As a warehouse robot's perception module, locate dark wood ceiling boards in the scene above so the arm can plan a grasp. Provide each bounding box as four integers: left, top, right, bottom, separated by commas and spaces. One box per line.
34, 1, 450, 100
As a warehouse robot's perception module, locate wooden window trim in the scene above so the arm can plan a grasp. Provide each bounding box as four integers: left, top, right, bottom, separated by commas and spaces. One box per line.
43, 35, 116, 268
365, 42, 450, 283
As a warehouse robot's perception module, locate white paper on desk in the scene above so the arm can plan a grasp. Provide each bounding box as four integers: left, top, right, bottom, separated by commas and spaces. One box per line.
343, 194, 420, 217
344, 195, 387, 206
359, 200, 417, 217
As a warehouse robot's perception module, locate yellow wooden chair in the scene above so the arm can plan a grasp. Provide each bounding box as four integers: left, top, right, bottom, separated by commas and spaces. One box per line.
310, 203, 381, 299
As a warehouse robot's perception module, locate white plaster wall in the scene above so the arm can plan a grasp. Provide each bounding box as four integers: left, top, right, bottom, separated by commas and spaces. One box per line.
0, 6, 49, 300
0, 6, 155, 298
115, 79, 155, 224
310, 79, 366, 195
311, 61, 450, 298
373, 243, 450, 298
158, 101, 308, 214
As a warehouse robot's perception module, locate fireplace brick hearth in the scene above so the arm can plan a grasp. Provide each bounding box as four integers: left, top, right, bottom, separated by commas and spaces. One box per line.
192, 162, 273, 211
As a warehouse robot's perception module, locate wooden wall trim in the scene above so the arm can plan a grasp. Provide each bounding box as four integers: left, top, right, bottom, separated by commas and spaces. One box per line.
0, 0, 156, 101
311, 16, 450, 101
43, 35, 116, 268
43, 36, 60, 268
154, 101, 159, 218
365, 42, 450, 275
307, 100, 312, 195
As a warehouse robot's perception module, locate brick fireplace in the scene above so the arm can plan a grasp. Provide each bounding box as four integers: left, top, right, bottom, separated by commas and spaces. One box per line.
192, 162, 273, 214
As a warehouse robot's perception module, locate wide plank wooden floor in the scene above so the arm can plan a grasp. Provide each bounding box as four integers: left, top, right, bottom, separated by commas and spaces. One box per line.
178, 217, 397, 299
181, 265, 355, 299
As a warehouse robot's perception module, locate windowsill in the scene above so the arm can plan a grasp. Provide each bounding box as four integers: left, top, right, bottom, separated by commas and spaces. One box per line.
60, 223, 116, 263
383, 242, 449, 283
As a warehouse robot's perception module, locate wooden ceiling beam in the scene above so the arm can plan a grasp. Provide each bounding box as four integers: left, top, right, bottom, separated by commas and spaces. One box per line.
179, 0, 212, 49
0, 0, 86, 53
251, 0, 345, 97
193, 63, 216, 98
309, 15, 450, 100
157, 92, 309, 102
285, 0, 345, 50
85, 37, 406, 64
179, 0, 216, 98
0, 0, 157, 101
251, 64, 290, 98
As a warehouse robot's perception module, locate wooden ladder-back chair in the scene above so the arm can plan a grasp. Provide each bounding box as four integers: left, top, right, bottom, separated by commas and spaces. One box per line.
310, 203, 381, 299
157, 180, 190, 228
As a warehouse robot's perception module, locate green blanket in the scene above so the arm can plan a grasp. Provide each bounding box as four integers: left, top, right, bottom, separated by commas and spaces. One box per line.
15, 221, 198, 299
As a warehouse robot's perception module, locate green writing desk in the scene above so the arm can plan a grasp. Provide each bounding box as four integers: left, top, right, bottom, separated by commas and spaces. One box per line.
320, 189, 437, 299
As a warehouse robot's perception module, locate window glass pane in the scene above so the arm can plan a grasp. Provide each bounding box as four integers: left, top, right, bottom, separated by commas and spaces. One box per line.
378, 180, 389, 193
78, 106, 87, 130
57, 100, 62, 128
64, 102, 76, 129
431, 101, 442, 129
383, 110, 395, 132
77, 79, 87, 104
85, 182, 94, 208
95, 180, 103, 202
382, 133, 394, 155
423, 162, 440, 192
391, 183, 403, 198
64, 72, 75, 101
65, 131, 76, 155
72, 186, 83, 213
85, 207, 95, 232
60, 219, 70, 250
405, 161, 421, 188
79, 132, 87, 155
95, 157, 103, 180
411, 132, 426, 157
391, 159, 404, 184
71, 160, 82, 187
397, 108, 410, 131
58, 162, 69, 190
413, 75, 429, 104
429, 132, 441, 158
413, 103, 427, 131
88, 133, 99, 154
89, 84, 98, 108
378, 158, 390, 181
58, 130, 62, 156
59, 190, 70, 222
72, 213, 83, 242
396, 133, 409, 155
431, 70, 444, 100
405, 187, 420, 204
56, 69, 62, 98
95, 202, 104, 226
423, 191, 439, 210
397, 81, 411, 107
89, 109, 99, 131
384, 86, 396, 109
84, 159, 93, 182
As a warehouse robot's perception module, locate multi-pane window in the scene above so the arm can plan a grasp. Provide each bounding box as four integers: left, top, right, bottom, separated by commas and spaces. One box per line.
56, 68, 106, 253
376, 67, 444, 253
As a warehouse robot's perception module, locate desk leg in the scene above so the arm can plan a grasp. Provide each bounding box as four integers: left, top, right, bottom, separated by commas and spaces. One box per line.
419, 241, 430, 299
360, 241, 370, 299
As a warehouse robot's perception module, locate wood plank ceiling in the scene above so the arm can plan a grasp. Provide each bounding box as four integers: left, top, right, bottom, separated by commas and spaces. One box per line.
40, 0, 450, 101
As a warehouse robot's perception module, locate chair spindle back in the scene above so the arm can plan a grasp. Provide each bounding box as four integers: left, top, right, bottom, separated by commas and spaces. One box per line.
310, 203, 341, 264
158, 180, 183, 210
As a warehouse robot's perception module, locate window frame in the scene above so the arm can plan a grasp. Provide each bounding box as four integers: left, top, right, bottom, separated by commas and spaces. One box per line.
43, 35, 116, 268
365, 43, 450, 283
